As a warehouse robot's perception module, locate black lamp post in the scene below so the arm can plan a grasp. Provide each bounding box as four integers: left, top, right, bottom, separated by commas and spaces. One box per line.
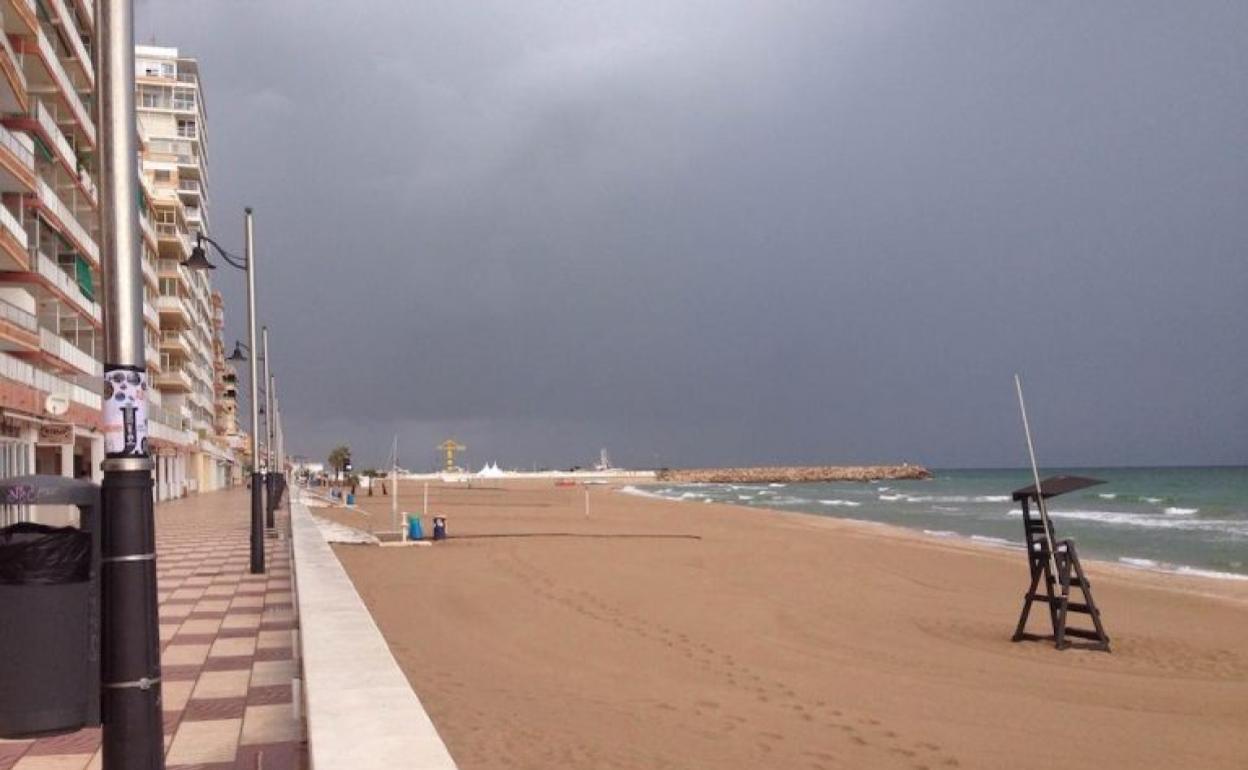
183, 214, 266, 574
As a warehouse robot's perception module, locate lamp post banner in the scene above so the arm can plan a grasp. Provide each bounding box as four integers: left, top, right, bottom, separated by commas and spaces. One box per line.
103, 366, 149, 457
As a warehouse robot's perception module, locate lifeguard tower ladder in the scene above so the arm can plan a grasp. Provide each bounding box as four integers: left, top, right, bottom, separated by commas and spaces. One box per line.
1011, 475, 1111, 651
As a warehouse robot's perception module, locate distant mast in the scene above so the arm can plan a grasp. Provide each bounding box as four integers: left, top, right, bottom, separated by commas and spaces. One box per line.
594, 449, 613, 472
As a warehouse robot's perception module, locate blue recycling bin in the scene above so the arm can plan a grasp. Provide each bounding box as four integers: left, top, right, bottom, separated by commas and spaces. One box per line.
406, 515, 423, 540
346, 493, 355, 506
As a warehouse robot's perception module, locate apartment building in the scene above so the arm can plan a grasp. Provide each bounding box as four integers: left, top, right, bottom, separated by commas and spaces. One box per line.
135, 44, 243, 499
0, 0, 106, 482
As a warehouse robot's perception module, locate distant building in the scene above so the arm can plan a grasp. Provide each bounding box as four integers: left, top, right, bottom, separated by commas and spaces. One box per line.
135, 45, 244, 498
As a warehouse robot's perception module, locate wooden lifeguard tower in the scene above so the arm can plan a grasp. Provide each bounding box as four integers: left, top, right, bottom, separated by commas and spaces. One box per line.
1010, 475, 1111, 651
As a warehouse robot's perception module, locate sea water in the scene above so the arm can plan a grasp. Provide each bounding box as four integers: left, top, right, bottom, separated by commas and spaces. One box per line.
625, 467, 1248, 580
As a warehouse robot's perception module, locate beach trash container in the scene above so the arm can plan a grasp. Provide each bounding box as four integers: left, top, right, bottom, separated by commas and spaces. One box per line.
346, 493, 355, 506
0, 476, 101, 738
432, 516, 447, 541
406, 514, 423, 540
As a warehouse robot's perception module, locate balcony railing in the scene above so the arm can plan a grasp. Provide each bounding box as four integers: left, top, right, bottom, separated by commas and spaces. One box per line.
177, 179, 201, 193
0, 29, 28, 95
141, 255, 158, 287
0, 122, 35, 171
36, 178, 99, 265
45, 0, 93, 88
0, 204, 29, 249
0, 296, 37, 333
33, 100, 76, 175
142, 300, 159, 328
0, 350, 101, 410
33, 26, 95, 146
34, 251, 101, 323
156, 294, 190, 319
39, 327, 101, 377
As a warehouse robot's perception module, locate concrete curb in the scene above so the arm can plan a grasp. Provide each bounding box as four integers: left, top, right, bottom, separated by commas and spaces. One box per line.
291, 491, 458, 769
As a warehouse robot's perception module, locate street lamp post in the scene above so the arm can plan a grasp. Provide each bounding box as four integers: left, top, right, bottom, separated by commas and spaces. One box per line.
183, 209, 265, 573
97, 0, 164, 766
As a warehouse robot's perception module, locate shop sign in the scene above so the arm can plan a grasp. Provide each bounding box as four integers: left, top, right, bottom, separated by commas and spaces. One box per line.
38, 422, 75, 445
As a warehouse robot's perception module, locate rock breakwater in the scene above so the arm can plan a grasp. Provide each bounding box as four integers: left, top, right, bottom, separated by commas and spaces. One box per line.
657, 464, 931, 484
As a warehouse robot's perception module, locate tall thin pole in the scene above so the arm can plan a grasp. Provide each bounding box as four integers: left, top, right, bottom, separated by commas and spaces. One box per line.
97, 0, 163, 765
245, 210, 264, 573
262, 329, 275, 528
391, 435, 399, 532
1014, 374, 1060, 583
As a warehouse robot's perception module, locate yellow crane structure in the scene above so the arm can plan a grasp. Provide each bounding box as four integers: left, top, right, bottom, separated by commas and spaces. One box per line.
437, 439, 466, 472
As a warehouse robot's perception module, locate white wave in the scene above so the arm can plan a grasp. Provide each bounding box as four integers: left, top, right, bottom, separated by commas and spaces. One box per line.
877, 486, 891, 492
818, 499, 862, 507
1165, 507, 1198, 516
970, 535, 1018, 548
768, 483, 787, 488
894, 494, 1011, 504
1119, 557, 1160, 569
1007, 508, 1247, 536
878, 494, 905, 502
1098, 493, 1117, 499
923, 529, 959, 538
737, 494, 754, 500
1143, 497, 1163, 504
932, 506, 962, 512
769, 496, 812, 506
619, 485, 671, 501
1174, 566, 1248, 581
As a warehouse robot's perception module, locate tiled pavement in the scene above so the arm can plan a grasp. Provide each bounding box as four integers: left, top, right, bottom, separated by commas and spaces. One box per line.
0, 487, 305, 770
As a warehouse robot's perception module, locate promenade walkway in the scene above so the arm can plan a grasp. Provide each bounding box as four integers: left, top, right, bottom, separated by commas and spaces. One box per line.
0, 487, 305, 770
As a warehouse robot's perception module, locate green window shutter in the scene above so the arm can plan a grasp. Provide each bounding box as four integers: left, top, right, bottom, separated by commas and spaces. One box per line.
74, 255, 94, 300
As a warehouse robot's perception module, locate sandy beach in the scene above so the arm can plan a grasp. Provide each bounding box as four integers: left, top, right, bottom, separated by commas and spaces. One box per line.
317, 480, 1248, 769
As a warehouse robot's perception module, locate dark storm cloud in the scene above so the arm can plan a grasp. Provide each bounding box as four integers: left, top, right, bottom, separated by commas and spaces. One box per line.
136, 2, 1248, 470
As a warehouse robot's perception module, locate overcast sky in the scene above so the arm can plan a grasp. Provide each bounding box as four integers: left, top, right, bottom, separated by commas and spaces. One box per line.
135, 1, 1247, 471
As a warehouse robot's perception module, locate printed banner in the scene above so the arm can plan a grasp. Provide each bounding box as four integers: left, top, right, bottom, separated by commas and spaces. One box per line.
103, 367, 149, 457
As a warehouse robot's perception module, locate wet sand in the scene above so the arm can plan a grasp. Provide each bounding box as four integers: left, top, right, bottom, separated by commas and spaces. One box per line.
319, 480, 1248, 769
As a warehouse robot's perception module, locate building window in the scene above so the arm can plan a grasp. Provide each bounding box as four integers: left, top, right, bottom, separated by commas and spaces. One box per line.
176, 119, 196, 139
154, 170, 171, 182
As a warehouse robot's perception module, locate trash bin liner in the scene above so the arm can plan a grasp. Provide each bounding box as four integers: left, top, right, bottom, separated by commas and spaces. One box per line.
0, 523, 90, 585
0, 522, 92, 737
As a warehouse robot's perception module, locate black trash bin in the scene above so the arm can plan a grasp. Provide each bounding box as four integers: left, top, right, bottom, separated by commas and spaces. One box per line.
0, 476, 101, 738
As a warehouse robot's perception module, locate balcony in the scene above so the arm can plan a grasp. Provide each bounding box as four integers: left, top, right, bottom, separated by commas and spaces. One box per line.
36, 177, 99, 266
31, 251, 102, 325
159, 329, 190, 354
0, 27, 27, 114
21, 26, 95, 147
45, 0, 93, 89
155, 365, 192, 392
141, 255, 158, 289
0, 202, 30, 271
0, 349, 100, 412
142, 300, 159, 329
0, 295, 38, 350
156, 294, 190, 325
39, 327, 100, 377
154, 222, 192, 259
139, 207, 158, 250
0, 122, 35, 193
145, 343, 160, 372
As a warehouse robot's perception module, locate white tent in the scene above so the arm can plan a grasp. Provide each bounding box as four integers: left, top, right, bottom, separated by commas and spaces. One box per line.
477, 462, 505, 478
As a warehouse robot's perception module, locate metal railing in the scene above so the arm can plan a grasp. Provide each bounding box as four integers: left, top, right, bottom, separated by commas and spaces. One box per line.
33, 101, 77, 174
34, 27, 95, 145
34, 251, 102, 323
36, 178, 100, 264
0, 28, 28, 94
39, 327, 101, 377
